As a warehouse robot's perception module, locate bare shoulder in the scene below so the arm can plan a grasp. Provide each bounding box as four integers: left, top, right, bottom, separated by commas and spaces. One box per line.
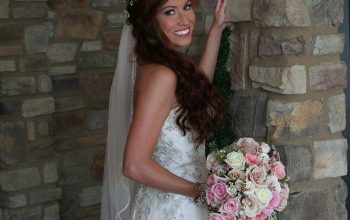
136, 63, 177, 89
134, 63, 178, 110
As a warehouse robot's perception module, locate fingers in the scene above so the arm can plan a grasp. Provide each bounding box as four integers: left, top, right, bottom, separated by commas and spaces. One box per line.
215, 0, 227, 16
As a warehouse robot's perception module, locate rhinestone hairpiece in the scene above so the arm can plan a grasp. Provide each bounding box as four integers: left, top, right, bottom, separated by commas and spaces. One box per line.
123, 0, 136, 18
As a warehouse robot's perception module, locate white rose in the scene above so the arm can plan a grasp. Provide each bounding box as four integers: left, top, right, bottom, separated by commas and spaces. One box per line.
260, 143, 271, 154
264, 175, 281, 194
225, 151, 245, 170
243, 191, 260, 217
257, 153, 270, 164
256, 186, 273, 208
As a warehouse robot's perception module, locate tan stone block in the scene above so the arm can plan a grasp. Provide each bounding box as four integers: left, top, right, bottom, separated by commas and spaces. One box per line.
327, 94, 346, 133
266, 99, 323, 139
226, 0, 252, 22
309, 61, 347, 90
0, 45, 23, 56
229, 32, 248, 90
250, 65, 307, 94
313, 138, 347, 179
102, 30, 121, 50
22, 97, 55, 118
55, 10, 103, 40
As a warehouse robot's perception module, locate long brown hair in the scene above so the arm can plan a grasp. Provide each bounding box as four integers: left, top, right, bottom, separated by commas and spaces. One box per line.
127, 0, 224, 144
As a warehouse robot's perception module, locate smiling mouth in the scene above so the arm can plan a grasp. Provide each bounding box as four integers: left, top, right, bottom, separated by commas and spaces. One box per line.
174, 28, 190, 36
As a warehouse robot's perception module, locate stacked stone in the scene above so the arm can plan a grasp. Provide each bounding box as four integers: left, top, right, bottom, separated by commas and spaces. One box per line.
0, 0, 61, 218
224, 0, 348, 219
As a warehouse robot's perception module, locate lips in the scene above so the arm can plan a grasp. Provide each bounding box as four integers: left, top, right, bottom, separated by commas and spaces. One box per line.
174, 28, 190, 36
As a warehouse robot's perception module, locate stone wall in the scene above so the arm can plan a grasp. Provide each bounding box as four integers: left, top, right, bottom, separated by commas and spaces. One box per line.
227, 0, 348, 219
0, 0, 347, 220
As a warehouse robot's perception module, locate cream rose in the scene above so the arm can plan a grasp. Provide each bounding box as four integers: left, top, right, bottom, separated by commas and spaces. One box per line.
256, 186, 273, 208
225, 151, 245, 170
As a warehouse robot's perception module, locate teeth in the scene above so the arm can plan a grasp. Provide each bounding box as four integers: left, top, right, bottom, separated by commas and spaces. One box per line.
174, 28, 190, 36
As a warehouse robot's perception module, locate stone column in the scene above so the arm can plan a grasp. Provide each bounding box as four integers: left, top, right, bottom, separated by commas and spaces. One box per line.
226, 0, 348, 219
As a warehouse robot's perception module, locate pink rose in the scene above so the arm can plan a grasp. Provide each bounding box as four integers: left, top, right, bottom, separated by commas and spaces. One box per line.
214, 175, 229, 184
256, 208, 271, 220
210, 213, 225, 220
247, 165, 267, 184
268, 192, 281, 209
223, 214, 236, 220
211, 182, 227, 203
236, 138, 259, 154
206, 191, 217, 206
276, 184, 289, 211
246, 153, 258, 165
208, 175, 216, 186
271, 161, 286, 179
219, 199, 239, 215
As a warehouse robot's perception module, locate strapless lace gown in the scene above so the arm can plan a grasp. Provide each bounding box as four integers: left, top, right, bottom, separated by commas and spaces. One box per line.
131, 107, 209, 220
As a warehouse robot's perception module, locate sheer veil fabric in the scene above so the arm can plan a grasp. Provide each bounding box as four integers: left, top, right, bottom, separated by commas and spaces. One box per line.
100, 23, 137, 220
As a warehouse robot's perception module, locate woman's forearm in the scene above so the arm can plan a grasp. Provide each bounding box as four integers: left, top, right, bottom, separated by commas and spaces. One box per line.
198, 26, 223, 82
123, 159, 198, 198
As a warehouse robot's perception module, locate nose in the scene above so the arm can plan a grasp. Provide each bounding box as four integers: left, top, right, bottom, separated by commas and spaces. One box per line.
178, 11, 189, 25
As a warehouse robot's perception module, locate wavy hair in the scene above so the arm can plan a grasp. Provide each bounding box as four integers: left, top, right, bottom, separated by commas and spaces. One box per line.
126, 0, 224, 145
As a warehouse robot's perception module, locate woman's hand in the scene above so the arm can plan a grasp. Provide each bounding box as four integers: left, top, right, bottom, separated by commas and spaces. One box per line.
211, 0, 227, 32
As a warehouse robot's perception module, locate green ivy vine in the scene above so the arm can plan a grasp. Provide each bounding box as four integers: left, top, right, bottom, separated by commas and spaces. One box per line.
206, 26, 236, 154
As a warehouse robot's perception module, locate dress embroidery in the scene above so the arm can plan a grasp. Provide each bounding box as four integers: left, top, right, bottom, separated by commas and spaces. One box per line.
131, 108, 208, 219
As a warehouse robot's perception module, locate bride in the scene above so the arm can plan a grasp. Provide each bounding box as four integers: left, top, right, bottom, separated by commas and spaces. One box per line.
101, 0, 227, 219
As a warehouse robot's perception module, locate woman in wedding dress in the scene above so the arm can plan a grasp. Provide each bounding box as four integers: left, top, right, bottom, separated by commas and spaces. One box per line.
101, 0, 227, 219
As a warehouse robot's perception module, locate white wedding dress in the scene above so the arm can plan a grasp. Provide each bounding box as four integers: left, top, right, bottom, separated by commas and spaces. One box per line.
130, 107, 209, 220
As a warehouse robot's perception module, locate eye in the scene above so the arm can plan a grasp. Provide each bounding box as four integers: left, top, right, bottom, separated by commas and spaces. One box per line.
184, 3, 192, 10
165, 9, 175, 16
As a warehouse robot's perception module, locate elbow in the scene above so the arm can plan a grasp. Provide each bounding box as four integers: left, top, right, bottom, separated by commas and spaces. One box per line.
122, 163, 139, 180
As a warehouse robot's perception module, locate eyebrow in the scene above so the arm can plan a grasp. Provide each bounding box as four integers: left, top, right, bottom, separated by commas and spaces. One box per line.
160, 1, 191, 11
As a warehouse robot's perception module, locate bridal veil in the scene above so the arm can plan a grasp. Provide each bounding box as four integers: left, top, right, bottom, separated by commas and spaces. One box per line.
100, 22, 137, 220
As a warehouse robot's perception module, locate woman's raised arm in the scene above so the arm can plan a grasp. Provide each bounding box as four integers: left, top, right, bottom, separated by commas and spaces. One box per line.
198, 0, 227, 82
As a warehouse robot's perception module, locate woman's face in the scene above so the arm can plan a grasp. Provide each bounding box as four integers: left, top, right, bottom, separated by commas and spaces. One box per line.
155, 0, 195, 48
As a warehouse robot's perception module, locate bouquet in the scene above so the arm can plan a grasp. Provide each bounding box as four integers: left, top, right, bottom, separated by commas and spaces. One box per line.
206, 137, 289, 220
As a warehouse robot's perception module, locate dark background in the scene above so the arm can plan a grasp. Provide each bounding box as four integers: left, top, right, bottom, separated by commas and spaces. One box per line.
340, 0, 350, 216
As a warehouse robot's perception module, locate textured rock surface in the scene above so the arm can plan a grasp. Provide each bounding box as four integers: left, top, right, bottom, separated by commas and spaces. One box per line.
55, 10, 103, 39
231, 92, 267, 138
228, 32, 249, 90
266, 100, 323, 139
0, 0, 9, 18
309, 61, 347, 90
24, 25, 50, 54
0, 76, 35, 96
253, 0, 310, 27
307, 0, 344, 26
47, 43, 78, 63
0, 121, 27, 166
0, 168, 41, 191
250, 65, 307, 94
327, 94, 346, 133
22, 97, 55, 118
259, 36, 305, 56
312, 34, 345, 55
313, 138, 347, 179
279, 145, 312, 182
226, 0, 252, 22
